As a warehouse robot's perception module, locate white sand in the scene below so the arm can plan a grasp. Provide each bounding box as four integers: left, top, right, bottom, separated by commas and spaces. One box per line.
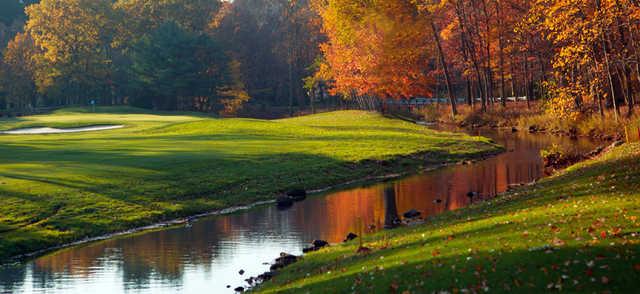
0, 125, 124, 135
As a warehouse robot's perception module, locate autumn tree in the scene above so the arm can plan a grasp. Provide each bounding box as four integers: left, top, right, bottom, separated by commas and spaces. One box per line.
529, 0, 640, 121
313, 0, 435, 102
0, 32, 39, 110
25, 0, 118, 105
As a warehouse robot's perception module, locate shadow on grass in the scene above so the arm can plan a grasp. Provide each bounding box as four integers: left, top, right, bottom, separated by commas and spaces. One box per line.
263, 244, 640, 293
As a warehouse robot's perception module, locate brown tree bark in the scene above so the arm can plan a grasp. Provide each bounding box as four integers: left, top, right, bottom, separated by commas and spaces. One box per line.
431, 21, 457, 117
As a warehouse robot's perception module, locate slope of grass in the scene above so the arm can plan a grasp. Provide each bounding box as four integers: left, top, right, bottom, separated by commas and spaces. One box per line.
0, 107, 500, 262
258, 143, 640, 293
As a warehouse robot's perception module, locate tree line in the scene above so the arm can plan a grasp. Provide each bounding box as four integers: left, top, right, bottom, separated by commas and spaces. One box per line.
1, 0, 639, 120
0, 0, 323, 115
309, 0, 640, 121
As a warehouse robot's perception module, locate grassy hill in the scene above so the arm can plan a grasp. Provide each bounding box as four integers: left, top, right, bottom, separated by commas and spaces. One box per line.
0, 107, 500, 262
257, 143, 640, 293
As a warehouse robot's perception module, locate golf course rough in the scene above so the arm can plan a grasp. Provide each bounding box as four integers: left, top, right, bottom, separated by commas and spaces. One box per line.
0, 107, 501, 262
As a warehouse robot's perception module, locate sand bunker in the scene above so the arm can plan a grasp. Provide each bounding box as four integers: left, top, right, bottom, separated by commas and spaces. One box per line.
1, 125, 124, 135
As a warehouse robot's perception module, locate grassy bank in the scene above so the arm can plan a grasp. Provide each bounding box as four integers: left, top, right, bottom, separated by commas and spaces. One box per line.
0, 107, 500, 262
257, 143, 640, 293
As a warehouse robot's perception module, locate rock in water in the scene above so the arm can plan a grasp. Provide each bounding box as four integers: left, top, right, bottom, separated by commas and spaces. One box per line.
312, 240, 329, 249
270, 252, 299, 271
234, 286, 244, 292
276, 253, 298, 266
286, 189, 307, 201
238, 269, 245, 275
276, 196, 293, 208
270, 263, 284, 271
343, 232, 358, 242
257, 271, 274, 281
403, 209, 421, 219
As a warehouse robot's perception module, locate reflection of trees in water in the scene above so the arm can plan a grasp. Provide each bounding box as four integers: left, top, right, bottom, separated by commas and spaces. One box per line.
0, 263, 26, 293
296, 185, 386, 242
30, 264, 62, 291
118, 221, 228, 289
383, 185, 400, 229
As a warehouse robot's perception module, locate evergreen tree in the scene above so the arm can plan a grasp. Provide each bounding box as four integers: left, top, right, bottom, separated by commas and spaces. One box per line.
129, 22, 228, 110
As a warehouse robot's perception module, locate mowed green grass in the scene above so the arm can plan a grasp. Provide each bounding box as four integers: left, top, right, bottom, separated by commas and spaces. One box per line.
0, 107, 499, 261
257, 143, 640, 293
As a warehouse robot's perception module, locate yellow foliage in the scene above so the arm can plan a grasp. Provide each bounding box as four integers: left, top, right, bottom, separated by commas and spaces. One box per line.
545, 85, 582, 121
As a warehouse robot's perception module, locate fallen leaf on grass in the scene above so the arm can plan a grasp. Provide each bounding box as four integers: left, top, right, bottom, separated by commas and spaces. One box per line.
552, 237, 566, 246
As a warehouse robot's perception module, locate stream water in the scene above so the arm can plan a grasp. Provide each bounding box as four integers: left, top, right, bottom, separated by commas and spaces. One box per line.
0, 127, 599, 294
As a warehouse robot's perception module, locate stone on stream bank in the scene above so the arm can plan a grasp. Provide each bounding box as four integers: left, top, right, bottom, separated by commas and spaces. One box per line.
270, 252, 299, 271
242, 253, 297, 290
286, 189, 307, 201
276, 196, 293, 208
276, 189, 308, 208
303, 239, 330, 253
343, 232, 358, 242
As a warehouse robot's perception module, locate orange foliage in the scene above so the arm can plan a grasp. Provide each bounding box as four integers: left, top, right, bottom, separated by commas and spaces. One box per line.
314, 0, 435, 99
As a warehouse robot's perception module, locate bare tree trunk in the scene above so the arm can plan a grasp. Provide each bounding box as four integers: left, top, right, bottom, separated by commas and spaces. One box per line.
602, 36, 620, 121
288, 52, 294, 117
510, 53, 517, 99
499, 39, 506, 107
480, 0, 493, 107
431, 21, 457, 117
310, 90, 316, 114
523, 51, 532, 109
457, 0, 486, 111
466, 78, 473, 106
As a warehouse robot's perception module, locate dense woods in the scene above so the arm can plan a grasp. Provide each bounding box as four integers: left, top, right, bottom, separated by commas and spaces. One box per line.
0, 0, 639, 122
312, 0, 640, 122
0, 0, 323, 115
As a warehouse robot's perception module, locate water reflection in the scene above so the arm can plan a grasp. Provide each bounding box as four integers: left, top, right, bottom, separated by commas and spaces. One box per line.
0, 129, 598, 294
383, 186, 400, 229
